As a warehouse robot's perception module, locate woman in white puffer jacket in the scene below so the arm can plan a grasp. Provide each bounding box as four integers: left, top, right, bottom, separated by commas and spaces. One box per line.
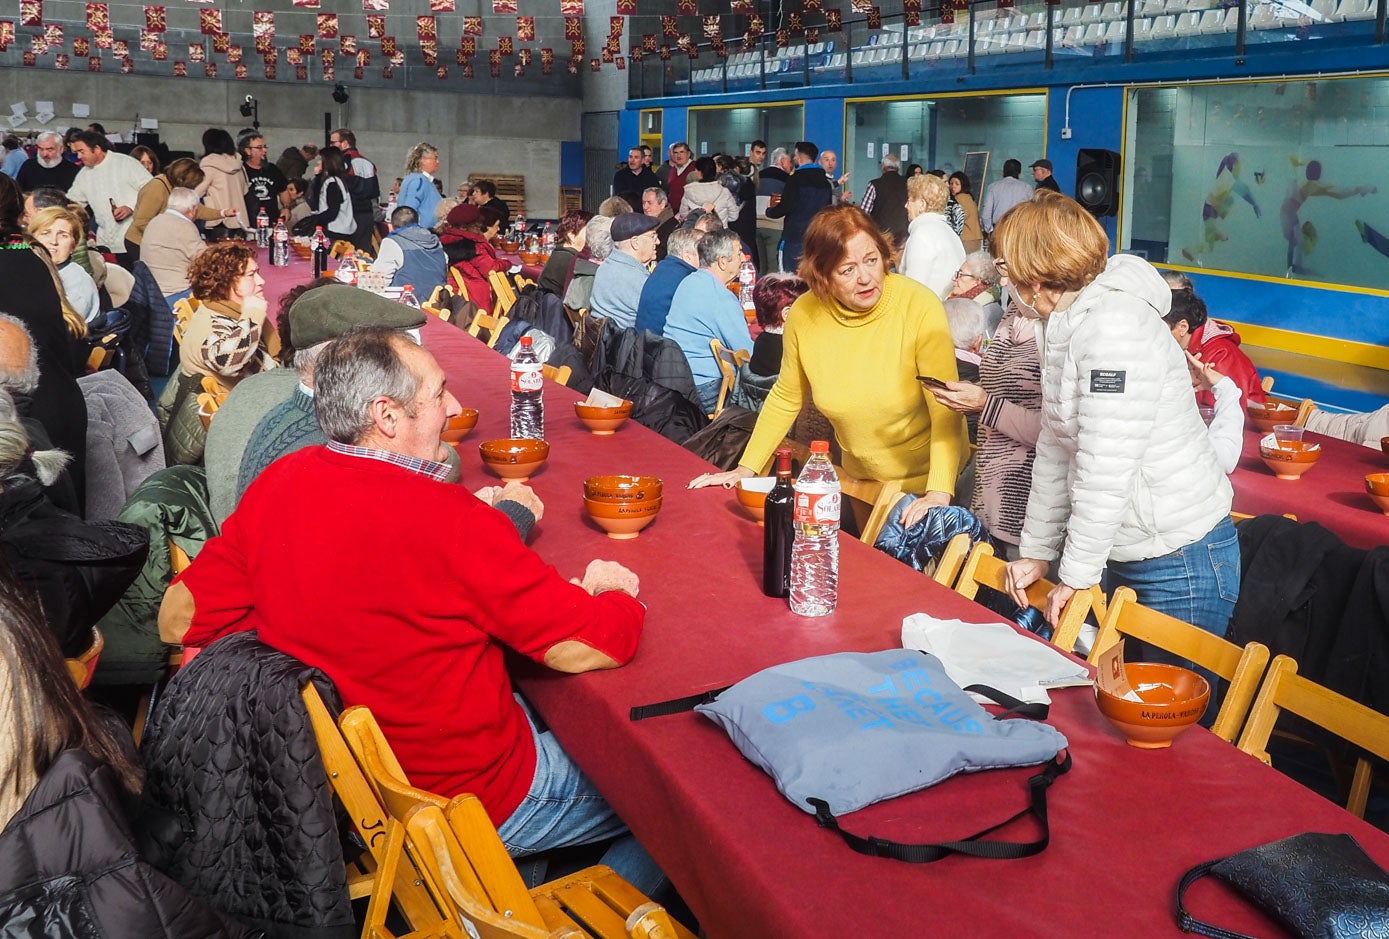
994, 192, 1238, 643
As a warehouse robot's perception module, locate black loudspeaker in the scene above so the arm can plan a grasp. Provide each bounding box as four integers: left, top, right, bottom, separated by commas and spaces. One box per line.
1075, 148, 1121, 217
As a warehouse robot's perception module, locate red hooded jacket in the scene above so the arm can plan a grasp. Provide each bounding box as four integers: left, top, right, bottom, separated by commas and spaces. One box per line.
1191, 319, 1266, 409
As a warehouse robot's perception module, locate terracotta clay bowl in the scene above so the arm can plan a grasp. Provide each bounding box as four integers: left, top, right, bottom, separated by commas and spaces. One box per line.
574, 400, 633, 435
583, 496, 662, 540
583, 474, 662, 503
1380, 436, 1389, 455
1094, 662, 1210, 749
441, 409, 479, 444
1247, 400, 1300, 435
479, 438, 549, 482
735, 477, 776, 524
1259, 439, 1321, 480
1366, 473, 1389, 514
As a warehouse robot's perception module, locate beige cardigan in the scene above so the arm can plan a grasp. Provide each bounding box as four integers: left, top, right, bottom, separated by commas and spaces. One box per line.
199, 154, 249, 230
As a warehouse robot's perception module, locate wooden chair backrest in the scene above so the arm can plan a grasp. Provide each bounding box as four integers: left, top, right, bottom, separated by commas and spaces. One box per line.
1260, 375, 1275, 393
1294, 398, 1315, 428
954, 542, 1093, 655
489, 270, 518, 316
708, 338, 750, 419
65, 628, 104, 689
1236, 655, 1389, 818
1088, 586, 1270, 743
835, 473, 905, 547
85, 335, 118, 374
468, 312, 511, 349
931, 533, 972, 588
171, 297, 198, 344
540, 363, 572, 387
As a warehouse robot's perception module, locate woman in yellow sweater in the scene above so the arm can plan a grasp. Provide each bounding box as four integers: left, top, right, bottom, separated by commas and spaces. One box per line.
689, 205, 965, 524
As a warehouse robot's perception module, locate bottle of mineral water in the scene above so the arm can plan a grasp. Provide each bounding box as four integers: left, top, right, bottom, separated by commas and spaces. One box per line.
398, 284, 420, 309
738, 254, 756, 317
256, 207, 270, 247
789, 440, 840, 616
510, 335, 544, 439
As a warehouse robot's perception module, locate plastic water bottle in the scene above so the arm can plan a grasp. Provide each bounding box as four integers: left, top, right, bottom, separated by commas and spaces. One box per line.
399, 284, 421, 309
256, 207, 270, 247
311, 226, 329, 277
738, 254, 756, 319
542, 221, 555, 252
763, 447, 795, 598
510, 335, 544, 439
271, 218, 290, 267
515, 210, 527, 237
335, 248, 358, 284
789, 440, 840, 616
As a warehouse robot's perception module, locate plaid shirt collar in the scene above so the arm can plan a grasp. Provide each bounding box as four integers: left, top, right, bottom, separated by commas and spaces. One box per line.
327, 440, 452, 482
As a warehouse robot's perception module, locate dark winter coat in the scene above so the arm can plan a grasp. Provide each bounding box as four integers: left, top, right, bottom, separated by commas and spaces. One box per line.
591, 326, 708, 444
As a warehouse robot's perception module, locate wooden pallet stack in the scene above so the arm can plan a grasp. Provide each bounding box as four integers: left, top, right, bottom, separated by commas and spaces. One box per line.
468, 173, 526, 219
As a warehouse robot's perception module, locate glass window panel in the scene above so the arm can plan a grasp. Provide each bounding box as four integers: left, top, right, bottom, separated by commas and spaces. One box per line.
1123, 77, 1388, 290
687, 105, 805, 160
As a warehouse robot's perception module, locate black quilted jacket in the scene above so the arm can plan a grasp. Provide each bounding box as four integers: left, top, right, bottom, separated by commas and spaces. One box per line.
0, 750, 255, 939
141, 632, 354, 939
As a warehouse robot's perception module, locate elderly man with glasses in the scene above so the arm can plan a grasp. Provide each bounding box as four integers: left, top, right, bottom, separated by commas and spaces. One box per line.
589, 212, 659, 330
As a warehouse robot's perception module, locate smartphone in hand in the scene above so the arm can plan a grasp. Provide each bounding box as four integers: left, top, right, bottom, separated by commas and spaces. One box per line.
916, 376, 949, 390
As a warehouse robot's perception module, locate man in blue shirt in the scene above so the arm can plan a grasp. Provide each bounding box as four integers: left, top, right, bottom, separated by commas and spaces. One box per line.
635, 227, 702, 336
0, 136, 26, 178
662, 229, 753, 414
589, 212, 658, 330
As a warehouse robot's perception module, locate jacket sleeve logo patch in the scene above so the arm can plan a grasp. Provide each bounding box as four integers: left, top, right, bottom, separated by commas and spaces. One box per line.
1090, 369, 1126, 393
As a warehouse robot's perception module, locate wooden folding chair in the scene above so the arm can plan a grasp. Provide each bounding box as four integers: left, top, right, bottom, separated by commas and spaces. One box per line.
954, 543, 1094, 655
85, 335, 119, 373
708, 338, 749, 419
1237, 655, 1389, 818
468, 312, 511, 349
1088, 586, 1271, 743
65, 628, 104, 689
836, 473, 905, 547
171, 297, 198, 345
1260, 375, 1275, 393
489, 270, 519, 317
931, 533, 972, 588
1294, 397, 1316, 428
540, 364, 572, 387
301, 685, 444, 934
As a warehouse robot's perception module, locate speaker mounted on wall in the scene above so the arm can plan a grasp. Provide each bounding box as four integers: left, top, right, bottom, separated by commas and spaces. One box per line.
1076, 148, 1121, 217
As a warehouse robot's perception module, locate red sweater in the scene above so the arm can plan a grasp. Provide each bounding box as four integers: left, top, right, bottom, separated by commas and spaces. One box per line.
1191, 320, 1266, 409
178, 445, 644, 824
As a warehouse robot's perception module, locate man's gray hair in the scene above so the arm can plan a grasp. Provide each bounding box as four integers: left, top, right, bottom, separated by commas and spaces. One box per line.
586, 215, 614, 261
696, 229, 742, 269
166, 187, 201, 216
1161, 269, 1193, 290
943, 297, 986, 351
0, 314, 40, 395
643, 186, 668, 206
35, 130, 62, 146
770, 147, 789, 165
292, 341, 331, 378
390, 205, 420, 228
882, 153, 900, 171
0, 388, 67, 486
666, 227, 702, 265
961, 250, 1000, 287
313, 327, 421, 445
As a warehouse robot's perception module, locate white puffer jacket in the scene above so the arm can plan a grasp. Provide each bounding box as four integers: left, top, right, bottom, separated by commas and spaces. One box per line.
1019, 254, 1232, 589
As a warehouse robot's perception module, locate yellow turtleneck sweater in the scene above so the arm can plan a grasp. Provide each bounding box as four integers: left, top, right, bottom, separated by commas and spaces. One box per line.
739, 272, 965, 494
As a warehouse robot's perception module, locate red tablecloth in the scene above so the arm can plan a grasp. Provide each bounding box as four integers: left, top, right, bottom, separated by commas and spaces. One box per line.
422, 320, 1389, 939
1231, 427, 1388, 549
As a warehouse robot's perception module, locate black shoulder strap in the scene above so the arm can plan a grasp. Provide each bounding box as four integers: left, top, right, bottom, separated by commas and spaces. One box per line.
807, 750, 1070, 863
1175, 859, 1257, 939
629, 686, 731, 721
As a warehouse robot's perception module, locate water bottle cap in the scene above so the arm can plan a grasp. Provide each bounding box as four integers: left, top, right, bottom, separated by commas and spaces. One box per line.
810, 440, 830, 454
520, 336, 533, 346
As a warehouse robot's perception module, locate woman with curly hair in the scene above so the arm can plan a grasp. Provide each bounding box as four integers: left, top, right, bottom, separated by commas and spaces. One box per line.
538, 209, 594, 298
128, 157, 231, 253
157, 242, 280, 465
397, 142, 442, 228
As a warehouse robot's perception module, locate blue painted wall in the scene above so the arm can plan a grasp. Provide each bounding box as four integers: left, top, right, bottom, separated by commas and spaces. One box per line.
618, 110, 640, 152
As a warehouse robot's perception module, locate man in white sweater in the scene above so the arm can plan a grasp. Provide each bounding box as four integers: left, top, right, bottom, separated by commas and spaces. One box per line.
65, 131, 151, 269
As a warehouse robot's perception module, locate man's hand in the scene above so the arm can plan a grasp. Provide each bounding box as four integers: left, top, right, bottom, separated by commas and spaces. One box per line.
112, 204, 133, 222
495, 481, 544, 522
570, 559, 639, 598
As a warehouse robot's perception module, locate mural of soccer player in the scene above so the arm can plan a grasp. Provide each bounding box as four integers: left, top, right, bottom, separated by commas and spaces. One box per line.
1182, 152, 1261, 266
1279, 157, 1376, 277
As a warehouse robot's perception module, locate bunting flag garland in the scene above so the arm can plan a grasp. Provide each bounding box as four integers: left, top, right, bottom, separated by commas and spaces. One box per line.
188, 41, 203, 61
22, 51, 36, 66
589, 56, 599, 71
416, 16, 436, 41
866, 7, 881, 28
2, 21, 19, 48
121, 56, 134, 72
615, 0, 636, 15
460, 61, 472, 77
711, 37, 725, 57
460, 36, 476, 55
488, 47, 500, 74
381, 64, 392, 78
658, 43, 670, 60
939, 0, 953, 16
512, 62, 523, 76
609, 16, 624, 36
89, 55, 102, 71
804, 0, 822, 10
675, 0, 696, 14
211, 33, 229, 53
198, 8, 219, 34
357, 47, 370, 66
143, 5, 164, 31
291, 0, 319, 9
20, 0, 41, 28
455, 47, 467, 64
493, 0, 517, 13
850, 0, 872, 11
367, 14, 386, 37
540, 46, 553, 72
113, 38, 127, 55
30, 33, 47, 55
774, 27, 788, 47
55, 53, 68, 69
353, 65, 363, 77
826, 9, 841, 30
204, 61, 215, 77
517, 16, 533, 40
642, 33, 656, 51
564, 17, 582, 39
519, 47, 531, 64
380, 35, 396, 55
255, 34, 272, 53
295, 63, 307, 78
438, 65, 448, 77
559, 0, 584, 14
702, 15, 720, 39
317, 14, 337, 39
997, 0, 1015, 7
234, 62, 246, 78
141, 29, 158, 50
286, 47, 302, 64
787, 12, 802, 33
660, 15, 677, 37
570, 37, 584, 55
172, 60, 185, 75
566, 56, 578, 73
420, 42, 436, 64
43, 23, 61, 45
463, 16, 482, 35
748, 14, 764, 35
615, 53, 625, 69
390, 49, 404, 65
498, 36, 513, 55
74, 36, 89, 56
94, 28, 111, 48
340, 35, 356, 54
264, 60, 276, 77
805, 27, 819, 43
430, 0, 454, 10
321, 47, 335, 78
904, 0, 920, 27
253, 11, 274, 40
600, 47, 612, 62
363, 0, 388, 10
85, 2, 108, 31
152, 39, 166, 58
298, 33, 314, 53
604, 36, 619, 53
226, 43, 240, 61
730, 0, 753, 13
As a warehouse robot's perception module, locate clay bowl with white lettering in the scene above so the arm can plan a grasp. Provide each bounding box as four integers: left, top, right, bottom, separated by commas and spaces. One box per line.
1365, 473, 1389, 514
1259, 439, 1321, 480
583, 475, 662, 539
735, 477, 776, 524
1094, 663, 1210, 749
441, 409, 479, 445
574, 400, 632, 435
1247, 400, 1300, 434
479, 438, 549, 483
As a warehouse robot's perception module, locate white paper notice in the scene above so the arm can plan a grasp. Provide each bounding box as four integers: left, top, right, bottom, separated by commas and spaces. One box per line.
35, 101, 53, 113
900, 144, 909, 161
867, 142, 875, 159
72, 103, 90, 118
141, 118, 160, 129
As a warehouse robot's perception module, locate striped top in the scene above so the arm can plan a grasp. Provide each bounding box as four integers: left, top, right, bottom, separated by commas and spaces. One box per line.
970, 308, 1043, 546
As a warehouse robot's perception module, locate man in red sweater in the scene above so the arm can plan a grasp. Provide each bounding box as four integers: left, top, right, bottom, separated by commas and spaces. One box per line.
159, 326, 662, 893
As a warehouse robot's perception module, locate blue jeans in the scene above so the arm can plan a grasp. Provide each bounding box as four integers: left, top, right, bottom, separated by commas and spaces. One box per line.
1103, 516, 1242, 717
497, 700, 666, 898
695, 377, 722, 415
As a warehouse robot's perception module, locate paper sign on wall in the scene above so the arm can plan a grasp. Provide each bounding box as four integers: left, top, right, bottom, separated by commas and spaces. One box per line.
700, 141, 707, 154
866, 142, 875, 159
141, 117, 158, 129
72, 103, 90, 117
900, 144, 909, 161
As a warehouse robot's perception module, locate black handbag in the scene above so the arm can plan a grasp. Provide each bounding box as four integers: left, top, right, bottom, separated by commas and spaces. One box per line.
1176, 832, 1389, 939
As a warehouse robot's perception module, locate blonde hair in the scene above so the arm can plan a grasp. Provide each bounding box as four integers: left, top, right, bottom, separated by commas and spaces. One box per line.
990, 190, 1108, 293
907, 174, 949, 215
22, 211, 87, 340
403, 142, 438, 176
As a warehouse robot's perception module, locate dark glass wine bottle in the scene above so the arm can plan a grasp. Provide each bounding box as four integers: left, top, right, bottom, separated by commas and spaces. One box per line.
762, 447, 795, 598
